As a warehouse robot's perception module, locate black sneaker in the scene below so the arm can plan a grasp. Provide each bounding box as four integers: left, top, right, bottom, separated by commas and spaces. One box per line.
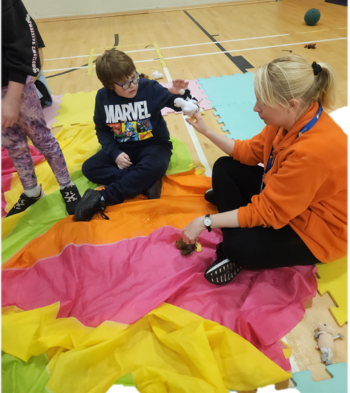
6, 186, 45, 217
144, 179, 162, 199
60, 184, 82, 215
204, 243, 242, 285
204, 188, 216, 205
74, 189, 109, 222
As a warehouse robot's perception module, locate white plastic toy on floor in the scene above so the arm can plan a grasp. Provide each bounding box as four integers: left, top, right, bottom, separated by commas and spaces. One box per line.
314, 322, 344, 365
151, 71, 163, 80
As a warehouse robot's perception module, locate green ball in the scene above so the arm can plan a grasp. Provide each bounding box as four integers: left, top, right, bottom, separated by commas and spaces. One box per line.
304, 8, 321, 26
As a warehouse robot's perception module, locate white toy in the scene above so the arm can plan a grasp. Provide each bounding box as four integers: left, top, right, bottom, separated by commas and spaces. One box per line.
174, 97, 199, 117
314, 322, 344, 365
151, 71, 163, 80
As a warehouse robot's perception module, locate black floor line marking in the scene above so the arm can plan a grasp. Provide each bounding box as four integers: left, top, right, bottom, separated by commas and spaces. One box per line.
47, 34, 119, 79
184, 10, 254, 73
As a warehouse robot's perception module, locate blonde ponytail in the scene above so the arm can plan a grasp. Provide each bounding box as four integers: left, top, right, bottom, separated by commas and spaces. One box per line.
254, 55, 336, 110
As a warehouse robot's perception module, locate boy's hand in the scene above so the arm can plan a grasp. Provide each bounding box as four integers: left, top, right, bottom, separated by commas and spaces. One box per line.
168, 79, 189, 95
116, 152, 132, 169
185, 111, 209, 135
2, 94, 20, 128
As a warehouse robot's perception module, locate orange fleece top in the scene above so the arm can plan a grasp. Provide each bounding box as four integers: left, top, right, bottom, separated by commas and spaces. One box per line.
232, 102, 347, 263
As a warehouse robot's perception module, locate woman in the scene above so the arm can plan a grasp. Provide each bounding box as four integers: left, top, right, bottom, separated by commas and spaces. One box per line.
182, 55, 347, 286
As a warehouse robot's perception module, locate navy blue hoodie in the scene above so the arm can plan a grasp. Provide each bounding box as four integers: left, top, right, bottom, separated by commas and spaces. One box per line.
2, 0, 43, 87
93, 78, 182, 161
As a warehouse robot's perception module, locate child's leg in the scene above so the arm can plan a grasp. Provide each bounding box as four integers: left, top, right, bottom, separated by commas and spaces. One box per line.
101, 143, 172, 205
82, 149, 122, 186
17, 78, 71, 188
1, 123, 38, 191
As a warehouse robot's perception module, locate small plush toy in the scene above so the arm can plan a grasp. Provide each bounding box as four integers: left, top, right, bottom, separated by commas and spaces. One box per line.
174, 97, 199, 117
174, 88, 204, 120
314, 322, 344, 365
304, 43, 317, 49
175, 239, 196, 255
151, 71, 163, 79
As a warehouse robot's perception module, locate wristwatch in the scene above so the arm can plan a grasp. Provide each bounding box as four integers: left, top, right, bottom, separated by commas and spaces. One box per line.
203, 214, 212, 232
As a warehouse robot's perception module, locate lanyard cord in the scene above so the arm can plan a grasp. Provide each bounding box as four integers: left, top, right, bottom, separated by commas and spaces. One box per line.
260, 104, 323, 193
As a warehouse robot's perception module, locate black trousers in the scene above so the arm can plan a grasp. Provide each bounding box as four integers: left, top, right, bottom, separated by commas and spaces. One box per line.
212, 157, 320, 269
82, 141, 172, 205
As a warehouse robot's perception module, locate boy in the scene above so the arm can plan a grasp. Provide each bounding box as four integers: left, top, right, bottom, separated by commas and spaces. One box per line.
74, 49, 192, 221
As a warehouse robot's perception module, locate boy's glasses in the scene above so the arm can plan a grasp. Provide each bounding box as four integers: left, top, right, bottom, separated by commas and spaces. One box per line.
115, 72, 140, 90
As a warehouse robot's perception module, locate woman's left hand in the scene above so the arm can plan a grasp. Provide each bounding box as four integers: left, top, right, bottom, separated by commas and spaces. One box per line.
168, 79, 189, 95
182, 216, 206, 244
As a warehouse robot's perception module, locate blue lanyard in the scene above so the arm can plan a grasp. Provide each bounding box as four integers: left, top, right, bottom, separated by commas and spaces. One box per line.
260, 104, 323, 193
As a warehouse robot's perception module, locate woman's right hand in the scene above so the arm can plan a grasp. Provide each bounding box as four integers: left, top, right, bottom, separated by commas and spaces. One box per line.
116, 152, 132, 169
186, 111, 209, 135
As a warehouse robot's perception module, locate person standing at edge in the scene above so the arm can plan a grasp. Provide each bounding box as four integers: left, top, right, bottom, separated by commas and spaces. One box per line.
2, 0, 81, 216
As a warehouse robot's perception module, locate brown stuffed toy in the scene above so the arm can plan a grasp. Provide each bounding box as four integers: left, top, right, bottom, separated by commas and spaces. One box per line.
304, 43, 317, 49
175, 239, 196, 256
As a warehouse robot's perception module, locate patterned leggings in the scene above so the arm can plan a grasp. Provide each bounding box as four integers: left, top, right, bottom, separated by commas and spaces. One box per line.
1, 77, 70, 190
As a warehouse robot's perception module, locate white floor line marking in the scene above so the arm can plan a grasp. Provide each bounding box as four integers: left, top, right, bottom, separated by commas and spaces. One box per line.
155, 33, 290, 50
163, 67, 212, 177
46, 54, 93, 61
163, 67, 172, 83
44, 57, 159, 73
45, 34, 289, 61
43, 37, 347, 73
183, 115, 212, 177
163, 37, 347, 61
45, 48, 155, 61
45, 29, 346, 61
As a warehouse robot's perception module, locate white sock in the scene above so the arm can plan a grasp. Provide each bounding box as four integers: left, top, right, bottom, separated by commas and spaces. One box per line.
60, 181, 75, 190
24, 185, 41, 198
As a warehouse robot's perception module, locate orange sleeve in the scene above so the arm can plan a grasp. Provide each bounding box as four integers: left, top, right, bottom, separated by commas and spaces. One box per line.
231, 127, 268, 165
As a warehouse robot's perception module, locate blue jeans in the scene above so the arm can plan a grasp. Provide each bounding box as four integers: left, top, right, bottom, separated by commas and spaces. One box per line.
82, 142, 172, 205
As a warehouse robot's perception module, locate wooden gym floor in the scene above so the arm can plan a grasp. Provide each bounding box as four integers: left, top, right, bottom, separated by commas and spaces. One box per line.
36, 0, 347, 387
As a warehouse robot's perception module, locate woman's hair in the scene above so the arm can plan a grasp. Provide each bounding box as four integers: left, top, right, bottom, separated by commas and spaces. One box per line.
254, 54, 336, 110
96, 49, 136, 90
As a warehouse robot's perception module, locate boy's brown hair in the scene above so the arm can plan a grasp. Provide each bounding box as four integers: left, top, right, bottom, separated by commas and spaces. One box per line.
96, 49, 136, 90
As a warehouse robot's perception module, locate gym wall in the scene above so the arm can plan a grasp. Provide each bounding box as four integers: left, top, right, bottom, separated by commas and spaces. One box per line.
23, 0, 256, 19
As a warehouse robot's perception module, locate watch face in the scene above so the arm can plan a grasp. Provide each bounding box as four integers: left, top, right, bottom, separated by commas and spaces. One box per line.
204, 217, 212, 226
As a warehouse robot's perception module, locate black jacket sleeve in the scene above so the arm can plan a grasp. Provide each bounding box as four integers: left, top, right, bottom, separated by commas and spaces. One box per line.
2, 0, 41, 85
150, 81, 184, 112
94, 94, 124, 161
